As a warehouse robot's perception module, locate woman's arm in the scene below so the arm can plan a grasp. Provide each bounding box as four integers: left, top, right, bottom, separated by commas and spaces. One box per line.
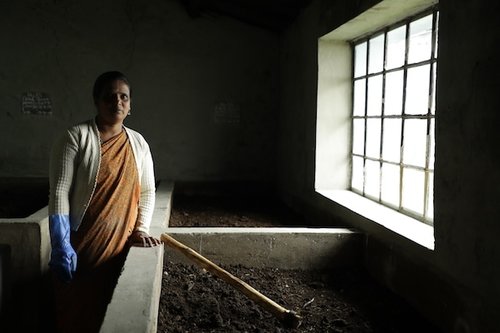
49, 130, 78, 216
135, 145, 156, 233
48, 130, 79, 281
130, 144, 160, 247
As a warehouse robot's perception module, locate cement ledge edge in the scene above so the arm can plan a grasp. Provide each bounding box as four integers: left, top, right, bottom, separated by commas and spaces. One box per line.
100, 180, 173, 333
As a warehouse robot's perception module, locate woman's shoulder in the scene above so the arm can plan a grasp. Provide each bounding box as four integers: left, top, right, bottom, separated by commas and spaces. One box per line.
67, 119, 94, 132
54, 119, 97, 147
124, 126, 152, 157
124, 126, 148, 143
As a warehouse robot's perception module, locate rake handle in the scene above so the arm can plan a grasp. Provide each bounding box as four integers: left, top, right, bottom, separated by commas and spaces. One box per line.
161, 233, 301, 328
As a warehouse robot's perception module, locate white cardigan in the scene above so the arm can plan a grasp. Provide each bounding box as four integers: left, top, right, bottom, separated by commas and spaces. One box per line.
49, 118, 156, 233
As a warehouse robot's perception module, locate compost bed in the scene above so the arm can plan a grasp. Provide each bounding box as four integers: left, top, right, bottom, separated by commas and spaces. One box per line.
160, 195, 440, 332
169, 194, 306, 227
159, 263, 439, 333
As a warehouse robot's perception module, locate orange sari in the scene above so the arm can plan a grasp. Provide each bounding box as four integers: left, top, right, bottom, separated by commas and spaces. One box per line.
53, 130, 140, 333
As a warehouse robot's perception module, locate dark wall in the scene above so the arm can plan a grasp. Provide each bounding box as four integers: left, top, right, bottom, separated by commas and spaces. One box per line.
0, 0, 279, 183
277, 0, 500, 331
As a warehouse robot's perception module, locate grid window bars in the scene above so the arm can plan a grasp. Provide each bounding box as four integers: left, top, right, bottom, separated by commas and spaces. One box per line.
350, 7, 438, 225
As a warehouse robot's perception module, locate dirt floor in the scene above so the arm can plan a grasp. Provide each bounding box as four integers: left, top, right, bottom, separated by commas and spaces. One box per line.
159, 195, 441, 332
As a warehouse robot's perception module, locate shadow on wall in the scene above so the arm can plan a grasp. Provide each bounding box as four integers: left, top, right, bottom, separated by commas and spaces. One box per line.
0, 178, 48, 218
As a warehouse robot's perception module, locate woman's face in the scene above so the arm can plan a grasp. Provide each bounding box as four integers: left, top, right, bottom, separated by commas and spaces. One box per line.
96, 79, 131, 126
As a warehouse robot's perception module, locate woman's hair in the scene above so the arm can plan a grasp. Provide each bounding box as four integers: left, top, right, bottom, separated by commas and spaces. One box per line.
92, 71, 132, 104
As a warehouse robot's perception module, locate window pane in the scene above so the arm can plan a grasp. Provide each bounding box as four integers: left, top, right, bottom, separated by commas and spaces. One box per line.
405, 64, 430, 115
382, 118, 402, 163
384, 70, 404, 115
368, 34, 384, 74
426, 171, 434, 221
403, 119, 427, 167
354, 42, 367, 77
408, 14, 433, 63
367, 75, 383, 116
352, 118, 365, 155
350, 9, 438, 224
386, 25, 406, 69
351, 156, 364, 192
429, 118, 435, 169
366, 118, 381, 158
365, 159, 380, 199
402, 167, 424, 215
381, 162, 400, 207
353, 79, 366, 116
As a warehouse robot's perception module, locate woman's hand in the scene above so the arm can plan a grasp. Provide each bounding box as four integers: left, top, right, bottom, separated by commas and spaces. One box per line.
128, 230, 162, 247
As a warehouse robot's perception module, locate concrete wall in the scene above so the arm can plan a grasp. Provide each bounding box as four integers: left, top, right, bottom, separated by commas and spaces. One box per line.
277, 0, 500, 332
0, 0, 279, 182
2, 0, 500, 332
165, 227, 364, 271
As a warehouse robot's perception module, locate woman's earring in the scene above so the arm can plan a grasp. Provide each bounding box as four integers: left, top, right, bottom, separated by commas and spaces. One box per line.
128, 109, 132, 116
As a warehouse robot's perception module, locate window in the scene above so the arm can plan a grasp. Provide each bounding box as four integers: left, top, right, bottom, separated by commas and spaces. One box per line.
350, 8, 439, 225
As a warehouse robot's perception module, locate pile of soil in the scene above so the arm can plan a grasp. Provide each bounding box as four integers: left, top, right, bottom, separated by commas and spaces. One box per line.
159, 195, 441, 332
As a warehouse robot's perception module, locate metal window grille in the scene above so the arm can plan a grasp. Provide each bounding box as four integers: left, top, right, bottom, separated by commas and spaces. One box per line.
350, 7, 439, 225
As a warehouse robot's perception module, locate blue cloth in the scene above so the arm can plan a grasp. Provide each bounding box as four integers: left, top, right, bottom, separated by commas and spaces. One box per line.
49, 214, 77, 282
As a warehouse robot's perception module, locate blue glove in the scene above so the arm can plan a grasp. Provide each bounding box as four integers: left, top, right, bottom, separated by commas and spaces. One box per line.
49, 214, 77, 282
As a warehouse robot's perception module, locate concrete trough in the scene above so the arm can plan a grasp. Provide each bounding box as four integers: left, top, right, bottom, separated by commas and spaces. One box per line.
0, 178, 51, 332
0, 206, 51, 332
102, 181, 364, 332
104, 230, 363, 332
0, 179, 364, 332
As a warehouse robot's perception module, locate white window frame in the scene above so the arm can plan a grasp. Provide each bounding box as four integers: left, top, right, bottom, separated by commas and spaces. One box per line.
315, 0, 438, 249
350, 7, 439, 225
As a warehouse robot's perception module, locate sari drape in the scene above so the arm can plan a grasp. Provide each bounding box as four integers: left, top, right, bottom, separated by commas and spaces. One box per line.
53, 130, 140, 333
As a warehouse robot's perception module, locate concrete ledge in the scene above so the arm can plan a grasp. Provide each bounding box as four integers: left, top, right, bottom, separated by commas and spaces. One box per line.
100, 246, 164, 333
151, 181, 174, 231
317, 190, 435, 250
100, 180, 174, 333
164, 227, 364, 270
0, 207, 50, 332
0, 207, 50, 283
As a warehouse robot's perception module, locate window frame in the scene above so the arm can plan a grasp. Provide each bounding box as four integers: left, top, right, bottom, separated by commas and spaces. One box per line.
349, 6, 439, 225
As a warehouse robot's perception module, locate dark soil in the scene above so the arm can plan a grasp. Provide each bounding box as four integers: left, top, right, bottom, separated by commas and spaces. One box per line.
159, 195, 441, 332
169, 194, 306, 227
158, 263, 440, 333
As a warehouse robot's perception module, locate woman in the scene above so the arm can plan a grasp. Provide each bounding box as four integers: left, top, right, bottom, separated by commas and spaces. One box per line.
48, 71, 160, 332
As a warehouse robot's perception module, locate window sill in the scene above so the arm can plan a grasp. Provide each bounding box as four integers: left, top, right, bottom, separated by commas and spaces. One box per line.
317, 189, 435, 250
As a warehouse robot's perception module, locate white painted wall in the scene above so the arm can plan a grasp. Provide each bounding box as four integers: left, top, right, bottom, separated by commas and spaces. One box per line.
315, 39, 351, 191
